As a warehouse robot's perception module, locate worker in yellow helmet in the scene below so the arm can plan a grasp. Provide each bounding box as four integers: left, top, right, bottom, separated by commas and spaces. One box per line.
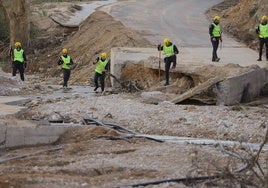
209, 16, 222, 62
93, 52, 110, 92
10, 41, 27, 81
157, 38, 179, 86
256, 15, 268, 61
57, 48, 74, 89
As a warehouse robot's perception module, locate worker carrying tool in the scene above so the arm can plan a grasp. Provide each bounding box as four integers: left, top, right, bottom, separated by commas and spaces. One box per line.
209, 16, 222, 62
157, 38, 179, 86
10, 42, 27, 81
57, 48, 74, 89
93, 52, 110, 92
256, 15, 268, 61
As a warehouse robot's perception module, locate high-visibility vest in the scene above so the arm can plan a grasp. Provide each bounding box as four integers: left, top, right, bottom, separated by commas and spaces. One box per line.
14, 49, 24, 63
95, 58, 108, 74
259, 24, 268, 38
212, 23, 221, 37
61, 55, 71, 70
163, 44, 174, 57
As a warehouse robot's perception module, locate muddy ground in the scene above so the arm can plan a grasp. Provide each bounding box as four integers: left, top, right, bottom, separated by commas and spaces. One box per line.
0, 1, 268, 188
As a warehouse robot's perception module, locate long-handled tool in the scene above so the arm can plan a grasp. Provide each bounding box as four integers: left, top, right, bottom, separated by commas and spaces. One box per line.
158, 50, 161, 82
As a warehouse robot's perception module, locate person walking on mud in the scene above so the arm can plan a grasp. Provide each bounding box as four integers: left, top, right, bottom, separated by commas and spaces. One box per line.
93, 52, 110, 93
256, 15, 268, 61
57, 48, 74, 89
209, 16, 222, 62
157, 38, 179, 86
10, 42, 27, 81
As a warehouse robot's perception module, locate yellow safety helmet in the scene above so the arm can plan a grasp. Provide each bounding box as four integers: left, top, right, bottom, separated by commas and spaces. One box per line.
62, 48, 68, 54
101, 52, 107, 59
261, 15, 267, 21
15, 42, 21, 47
164, 38, 170, 46
214, 16, 221, 21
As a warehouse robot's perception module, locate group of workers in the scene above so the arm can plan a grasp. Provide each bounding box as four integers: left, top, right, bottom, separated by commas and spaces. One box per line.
10, 15, 268, 89
158, 15, 268, 85
57, 49, 110, 92
10, 43, 110, 92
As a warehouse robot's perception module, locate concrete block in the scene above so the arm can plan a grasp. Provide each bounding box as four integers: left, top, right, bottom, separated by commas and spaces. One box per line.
5, 126, 25, 147
216, 68, 268, 105
1, 125, 81, 148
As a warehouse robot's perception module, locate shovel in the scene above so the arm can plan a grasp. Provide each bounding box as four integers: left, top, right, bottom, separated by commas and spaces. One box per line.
158, 50, 161, 82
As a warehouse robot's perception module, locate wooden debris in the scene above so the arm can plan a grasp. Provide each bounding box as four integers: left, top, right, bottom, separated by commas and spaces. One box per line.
170, 77, 225, 104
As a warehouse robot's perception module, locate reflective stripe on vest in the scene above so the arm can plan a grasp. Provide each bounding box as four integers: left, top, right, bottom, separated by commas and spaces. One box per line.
163, 44, 174, 57
14, 49, 24, 63
212, 23, 221, 37
259, 24, 268, 38
61, 55, 71, 70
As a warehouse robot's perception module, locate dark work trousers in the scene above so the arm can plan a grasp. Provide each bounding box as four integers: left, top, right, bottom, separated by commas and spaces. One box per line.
211, 37, 220, 61
62, 68, 71, 87
258, 38, 268, 60
12, 61, 25, 81
94, 72, 105, 92
164, 55, 176, 85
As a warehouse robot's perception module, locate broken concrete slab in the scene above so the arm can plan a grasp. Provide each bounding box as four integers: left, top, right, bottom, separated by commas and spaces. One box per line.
0, 96, 84, 148
141, 91, 176, 104
0, 96, 27, 116
50, 0, 118, 27
110, 47, 268, 105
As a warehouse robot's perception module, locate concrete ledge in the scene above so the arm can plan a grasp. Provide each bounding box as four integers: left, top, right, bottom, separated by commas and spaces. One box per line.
0, 125, 83, 148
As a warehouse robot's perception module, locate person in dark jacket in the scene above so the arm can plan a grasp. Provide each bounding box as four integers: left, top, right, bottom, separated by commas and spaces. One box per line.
256, 15, 268, 61
57, 48, 74, 88
10, 42, 27, 81
157, 38, 179, 86
209, 16, 222, 62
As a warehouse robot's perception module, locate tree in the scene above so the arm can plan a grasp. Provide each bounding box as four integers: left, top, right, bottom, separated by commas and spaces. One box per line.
0, 0, 30, 49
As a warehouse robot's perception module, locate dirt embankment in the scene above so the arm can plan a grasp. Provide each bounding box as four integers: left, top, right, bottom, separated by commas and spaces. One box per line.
29, 9, 153, 86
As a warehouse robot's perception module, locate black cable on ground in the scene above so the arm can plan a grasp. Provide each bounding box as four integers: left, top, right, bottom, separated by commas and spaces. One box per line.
83, 118, 135, 134
0, 145, 64, 164
83, 118, 164, 142
123, 175, 220, 187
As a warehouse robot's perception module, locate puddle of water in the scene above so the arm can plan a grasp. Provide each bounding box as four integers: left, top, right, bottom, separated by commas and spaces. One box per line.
65, 0, 118, 26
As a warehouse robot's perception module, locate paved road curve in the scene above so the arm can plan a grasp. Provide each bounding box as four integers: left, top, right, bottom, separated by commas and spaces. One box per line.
101, 0, 242, 47
101, 0, 267, 67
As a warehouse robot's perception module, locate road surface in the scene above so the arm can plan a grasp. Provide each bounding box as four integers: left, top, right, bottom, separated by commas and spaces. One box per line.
101, 0, 241, 47
101, 0, 267, 67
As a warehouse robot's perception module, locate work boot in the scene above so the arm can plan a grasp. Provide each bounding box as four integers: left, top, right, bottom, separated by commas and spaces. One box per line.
215, 58, 220, 62
257, 58, 262, 61
164, 83, 169, 86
